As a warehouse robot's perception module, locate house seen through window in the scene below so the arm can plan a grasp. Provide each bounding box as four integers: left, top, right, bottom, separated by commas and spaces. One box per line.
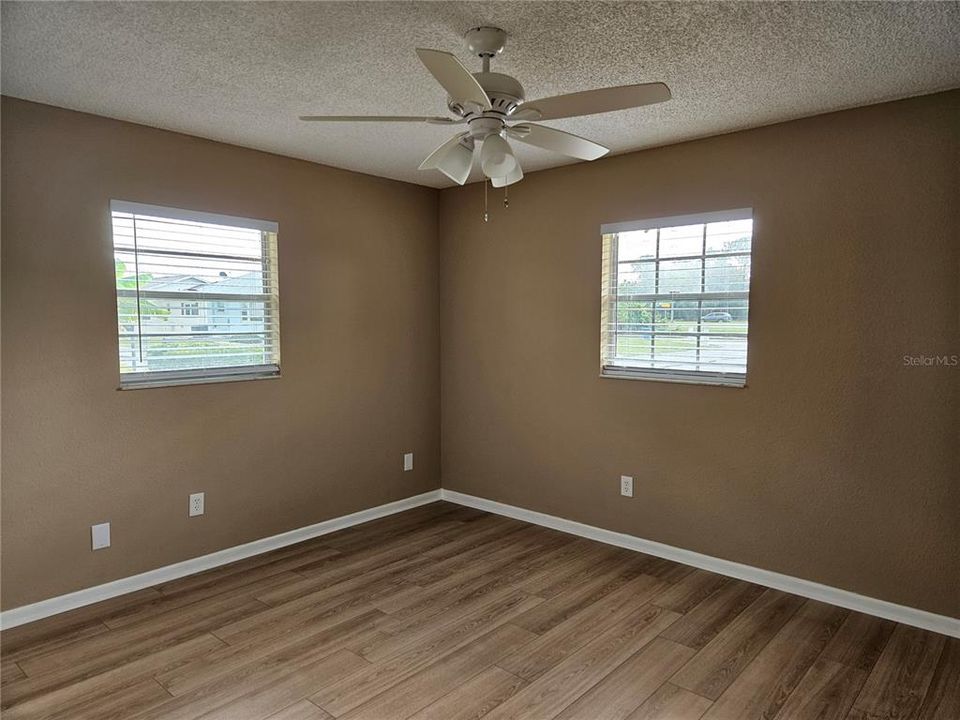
111, 200, 281, 388
600, 209, 753, 386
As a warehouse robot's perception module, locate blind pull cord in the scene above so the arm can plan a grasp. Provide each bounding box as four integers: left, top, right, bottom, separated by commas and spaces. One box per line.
131, 214, 144, 365
483, 179, 488, 223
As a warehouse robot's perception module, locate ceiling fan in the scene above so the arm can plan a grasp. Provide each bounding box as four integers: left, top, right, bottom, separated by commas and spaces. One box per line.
300, 27, 671, 188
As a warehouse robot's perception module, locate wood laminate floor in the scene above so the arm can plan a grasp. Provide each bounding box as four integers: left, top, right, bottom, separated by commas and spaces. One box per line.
1, 501, 957, 720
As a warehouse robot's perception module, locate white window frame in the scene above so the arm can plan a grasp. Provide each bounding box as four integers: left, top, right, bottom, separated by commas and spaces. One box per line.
600, 208, 753, 387
111, 200, 281, 389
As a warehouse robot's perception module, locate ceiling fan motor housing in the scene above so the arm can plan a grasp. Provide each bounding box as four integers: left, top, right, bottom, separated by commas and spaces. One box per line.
448, 72, 525, 118
466, 116, 505, 142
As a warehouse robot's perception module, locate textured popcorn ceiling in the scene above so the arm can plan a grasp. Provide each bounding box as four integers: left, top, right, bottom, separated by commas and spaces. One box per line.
3, 1, 959, 188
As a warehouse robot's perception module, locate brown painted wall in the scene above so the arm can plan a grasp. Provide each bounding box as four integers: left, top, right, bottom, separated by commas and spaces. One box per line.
3, 92, 957, 617
1, 98, 441, 609
439, 91, 960, 617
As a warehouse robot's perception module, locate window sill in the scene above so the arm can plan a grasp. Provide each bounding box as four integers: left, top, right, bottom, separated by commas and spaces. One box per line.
118, 369, 281, 390
599, 369, 746, 388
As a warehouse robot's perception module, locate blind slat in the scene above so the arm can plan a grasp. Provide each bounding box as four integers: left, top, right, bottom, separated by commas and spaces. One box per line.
117, 289, 276, 303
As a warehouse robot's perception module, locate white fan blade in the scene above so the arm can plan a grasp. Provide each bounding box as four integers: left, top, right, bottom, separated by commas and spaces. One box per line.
419, 133, 474, 185
416, 49, 492, 111
511, 82, 671, 121
491, 162, 523, 188
299, 115, 461, 124
507, 124, 609, 161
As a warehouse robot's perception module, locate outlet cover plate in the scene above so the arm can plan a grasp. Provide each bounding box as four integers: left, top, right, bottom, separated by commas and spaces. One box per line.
620, 475, 634, 497
189, 492, 205, 517
91, 522, 111, 550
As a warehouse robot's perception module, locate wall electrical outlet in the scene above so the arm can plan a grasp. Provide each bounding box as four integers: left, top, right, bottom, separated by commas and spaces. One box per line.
403, 452, 414, 471
620, 475, 634, 498
91, 522, 111, 550
189, 492, 205, 517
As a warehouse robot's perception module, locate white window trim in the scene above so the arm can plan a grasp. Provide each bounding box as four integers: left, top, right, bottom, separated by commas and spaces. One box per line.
111, 200, 281, 390
601, 208, 752, 235
599, 367, 747, 388
119, 364, 281, 390
110, 200, 278, 233
600, 208, 753, 388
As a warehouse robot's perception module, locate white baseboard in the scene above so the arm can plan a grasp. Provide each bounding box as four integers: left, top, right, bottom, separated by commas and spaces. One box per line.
5, 487, 956, 639
440, 489, 960, 639
0, 490, 442, 630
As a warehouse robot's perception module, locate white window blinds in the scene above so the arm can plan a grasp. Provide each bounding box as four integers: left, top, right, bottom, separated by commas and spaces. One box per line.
601, 209, 753, 387
111, 200, 281, 388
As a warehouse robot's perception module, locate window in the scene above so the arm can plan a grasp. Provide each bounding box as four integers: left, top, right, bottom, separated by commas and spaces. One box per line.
601, 209, 753, 387
111, 200, 281, 388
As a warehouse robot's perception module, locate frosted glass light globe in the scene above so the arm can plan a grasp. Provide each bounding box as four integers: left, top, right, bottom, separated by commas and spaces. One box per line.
480, 134, 518, 179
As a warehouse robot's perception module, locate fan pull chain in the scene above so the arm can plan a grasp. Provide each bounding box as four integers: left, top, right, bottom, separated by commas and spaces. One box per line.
503, 185, 509, 209
484, 180, 489, 222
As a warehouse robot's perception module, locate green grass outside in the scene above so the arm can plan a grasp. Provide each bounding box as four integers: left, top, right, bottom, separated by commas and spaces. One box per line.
615, 320, 747, 357
120, 338, 268, 372
657, 320, 748, 334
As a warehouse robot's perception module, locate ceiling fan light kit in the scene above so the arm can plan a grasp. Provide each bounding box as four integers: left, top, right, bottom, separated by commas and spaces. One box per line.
479, 132, 518, 178
300, 25, 671, 217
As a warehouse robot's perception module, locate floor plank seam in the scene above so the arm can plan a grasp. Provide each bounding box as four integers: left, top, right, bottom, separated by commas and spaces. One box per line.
678, 684, 716, 704
151, 675, 175, 698
306, 695, 329, 713
491, 663, 526, 682
206, 630, 231, 648
654, 628, 701, 652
